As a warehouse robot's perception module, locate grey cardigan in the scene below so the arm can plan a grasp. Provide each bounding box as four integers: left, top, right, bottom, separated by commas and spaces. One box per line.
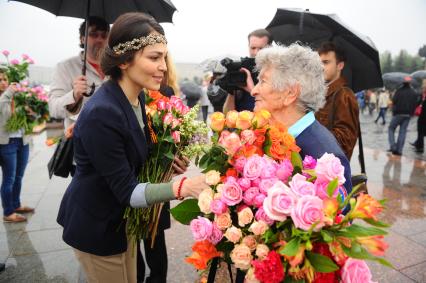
0, 87, 31, 145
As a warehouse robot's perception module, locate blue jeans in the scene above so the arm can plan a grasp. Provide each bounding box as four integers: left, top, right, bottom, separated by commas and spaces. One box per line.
375, 107, 387, 123
0, 138, 30, 216
388, 115, 411, 154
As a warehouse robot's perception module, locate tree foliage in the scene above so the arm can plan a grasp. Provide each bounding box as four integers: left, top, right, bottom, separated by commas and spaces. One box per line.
380, 47, 426, 74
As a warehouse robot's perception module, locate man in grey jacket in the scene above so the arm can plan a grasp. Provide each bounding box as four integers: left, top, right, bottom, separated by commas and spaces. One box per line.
48, 16, 109, 130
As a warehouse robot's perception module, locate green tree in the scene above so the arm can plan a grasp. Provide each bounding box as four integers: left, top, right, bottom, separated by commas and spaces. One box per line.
418, 44, 426, 69
380, 51, 393, 73
393, 50, 411, 73
409, 56, 424, 73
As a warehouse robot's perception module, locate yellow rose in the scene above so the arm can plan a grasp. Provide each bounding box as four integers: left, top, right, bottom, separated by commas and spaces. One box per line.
205, 170, 221, 186
198, 188, 214, 214
225, 110, 239, 128
236, 111, 255, 130
252, 110, 271, 128
210, 112, 226, 132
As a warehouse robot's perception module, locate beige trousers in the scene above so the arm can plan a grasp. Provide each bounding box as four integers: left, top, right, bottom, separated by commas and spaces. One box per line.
73, 241, 137, 283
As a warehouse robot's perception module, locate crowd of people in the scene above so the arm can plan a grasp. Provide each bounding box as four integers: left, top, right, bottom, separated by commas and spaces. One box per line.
1, 10, 425, 282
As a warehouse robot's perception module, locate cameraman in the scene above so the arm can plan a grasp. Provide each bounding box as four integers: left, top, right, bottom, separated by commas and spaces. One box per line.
223, 29, 272, 113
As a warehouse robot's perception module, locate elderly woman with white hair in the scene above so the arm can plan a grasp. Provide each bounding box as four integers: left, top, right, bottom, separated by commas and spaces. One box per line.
246, 44, 352, 196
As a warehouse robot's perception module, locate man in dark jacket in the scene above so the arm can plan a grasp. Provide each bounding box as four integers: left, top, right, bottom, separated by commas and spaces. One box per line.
388, 77, 419, 156
410, 82, 426, 153
315, 42, 360, 160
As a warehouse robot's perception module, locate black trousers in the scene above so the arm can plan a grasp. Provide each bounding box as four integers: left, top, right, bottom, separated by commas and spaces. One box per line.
137, 230, 167, 283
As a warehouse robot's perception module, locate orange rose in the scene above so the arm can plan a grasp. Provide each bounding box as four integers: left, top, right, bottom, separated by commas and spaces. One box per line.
148, 90, 164, 101
349, 193, 383, 220
210, 112, 226, 132
252, 109, 271, 128
236, 111, 254, 130
185, 240, 222, 270
225, 110, 239, 128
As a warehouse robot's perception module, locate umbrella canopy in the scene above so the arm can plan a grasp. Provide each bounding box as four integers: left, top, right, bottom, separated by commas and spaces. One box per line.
411, 70, 426, 83
382, 72, 420, 91
11, 0, 177, 24
266, 8, 383, 92
180, 81, 202, 100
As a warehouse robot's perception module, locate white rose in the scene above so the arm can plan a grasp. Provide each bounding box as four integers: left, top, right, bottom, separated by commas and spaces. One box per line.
198, 188, 214, 214
205, 170, 221, 186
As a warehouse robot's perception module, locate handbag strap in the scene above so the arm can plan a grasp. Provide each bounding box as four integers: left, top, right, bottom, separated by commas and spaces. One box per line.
207, 257, 234, 283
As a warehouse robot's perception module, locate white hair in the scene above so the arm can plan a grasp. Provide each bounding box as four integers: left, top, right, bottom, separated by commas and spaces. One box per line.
255, 44, 326, 112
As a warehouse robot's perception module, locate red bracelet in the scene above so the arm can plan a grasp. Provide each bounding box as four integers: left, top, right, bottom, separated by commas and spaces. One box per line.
176, 177, 187, 200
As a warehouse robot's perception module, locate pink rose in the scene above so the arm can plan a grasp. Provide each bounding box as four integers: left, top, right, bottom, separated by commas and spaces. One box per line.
242, 235, 257, 251
230, 244, 253, 270
253, 193, 266, 208
258, 178, 279, 194
315, 153, 346, 185
171, 131, 180, 143
275, 160, 293, 182
263, 181, 297, 221
314, 180, 340, 200
255, 207, 274, 226
341, 259, 377, 283
28, 58, 34, 64
209, 223, 224, 245
291, 195, 325, 231
190, 217, 213, 241
238, 177, 251, 191
210, 199, 228, 215
171, 118, 181, 129
289, 174, 316, 197
234, 157, 247, 173
243, 187, 259, 206
221, 179, 243, 206
249, 220, 268, 236
260, 158, 277, 179
215, 213, 232, 230
303, 155, 317, 169
22, 54, 30, 60
219, 131, 242, 156
240, 129, 256, 145
251, 178, 261, 187
10, 59, 19, 65
238, 207, 254, 227
243, 155, 264, 180
2, 50, 10, 57
162, 113, 173, 125
224, 226, 242, 243
255, 244, 270, 259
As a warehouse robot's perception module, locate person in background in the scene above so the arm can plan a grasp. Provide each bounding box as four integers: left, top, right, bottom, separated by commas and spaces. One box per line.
223, 29, 272, 113
368, 89, 377, 115
375, 88, 390, 125
0, 69, 34, 223
315, 42, 359, 160
410, 81, 426, 153
387, 77, 418, 156
56, 12, 209, 283
48, 16, 109, 130
200, 72, 213, 122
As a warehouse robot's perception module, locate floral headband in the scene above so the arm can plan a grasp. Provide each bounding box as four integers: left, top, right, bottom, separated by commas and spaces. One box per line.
112, 33, 167, 55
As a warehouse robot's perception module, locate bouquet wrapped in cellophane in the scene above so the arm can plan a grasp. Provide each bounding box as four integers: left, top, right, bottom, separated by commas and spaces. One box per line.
124, 90, 209, 248
171, 110, 392, 283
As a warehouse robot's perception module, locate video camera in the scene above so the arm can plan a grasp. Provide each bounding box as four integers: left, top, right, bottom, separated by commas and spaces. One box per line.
214, 57, 258, 93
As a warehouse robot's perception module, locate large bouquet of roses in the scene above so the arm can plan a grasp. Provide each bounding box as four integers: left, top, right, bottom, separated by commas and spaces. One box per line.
171, 110, 391, 283
1, 51, 49, 133
124, 90, 209, 247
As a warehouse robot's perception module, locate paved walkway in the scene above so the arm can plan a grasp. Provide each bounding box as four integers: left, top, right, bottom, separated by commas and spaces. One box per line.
0, 112, 426, 282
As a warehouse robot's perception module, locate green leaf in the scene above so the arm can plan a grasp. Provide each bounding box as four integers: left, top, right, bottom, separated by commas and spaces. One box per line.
341, 244, 394, 268
326, 178, 339, 198
262, 229, 278, 244
279, 237, 301, 256
338, 224, 387, 238
170, 199, 201, 225
164, 151, 175, 160
291, 152, 303, 174
362, 218, 390, 228
321, 230, 334, 243
283, 276, 305, 283
306, 251, 339, 273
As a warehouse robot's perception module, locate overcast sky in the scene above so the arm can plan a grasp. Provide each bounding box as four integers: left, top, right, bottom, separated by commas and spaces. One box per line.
1, 0, 425, 67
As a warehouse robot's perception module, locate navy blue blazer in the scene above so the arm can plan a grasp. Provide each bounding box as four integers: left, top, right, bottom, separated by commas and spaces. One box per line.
57, 80, 169, 256
296, 120, 352, 195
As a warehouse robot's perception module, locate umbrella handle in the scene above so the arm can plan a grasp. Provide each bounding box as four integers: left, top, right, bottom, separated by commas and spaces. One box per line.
81, 0, 91, 76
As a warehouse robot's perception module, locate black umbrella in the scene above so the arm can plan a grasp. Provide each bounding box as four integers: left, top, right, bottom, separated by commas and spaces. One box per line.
383, 72, 420, 91
11, 0, 176, 77
411, 70, 426, 84
180, 81, 202, 100
266, 8, 383, 93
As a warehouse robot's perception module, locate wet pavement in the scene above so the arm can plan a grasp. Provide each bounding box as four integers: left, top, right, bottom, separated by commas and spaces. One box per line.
0, 111, 426, 283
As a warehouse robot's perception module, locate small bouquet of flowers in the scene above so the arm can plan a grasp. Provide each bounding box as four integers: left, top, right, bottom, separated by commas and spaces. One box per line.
171, 110, 391, 283
1, 51, 49, 134
124, 90, 210, 247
